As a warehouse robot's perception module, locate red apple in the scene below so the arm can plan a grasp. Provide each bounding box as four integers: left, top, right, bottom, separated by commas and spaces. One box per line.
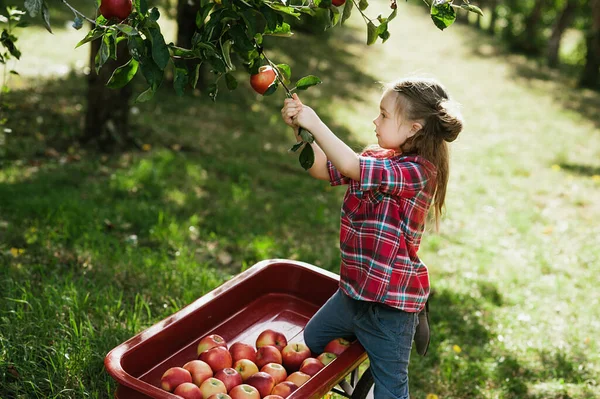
281, 343, 311, 372
200, 377, 227, 399
255, 345, 282, 369
229, 384, 261, 399
198, 334, 228, 356
270, 381, 298, 398
264, 396, 285, 399
323, 338, 351, 356
161, 366, 192, 392
233, 358, 260, 381
246, 371, 275, 398
214, 367, 243, 392
285, 371, 310, 387
174, 382, 203, 399
249, 66, 277, 95
299, 358, 324, 377
332, 0, 346, 6
99, 0, 132, 20
255, 329, 287, 352
260, 363, 287, 385
200, 346, 233, 373
183, 360, 213, 387
208, 394, 232, 399
316, 352, 337, 366
229, 342, 257, 364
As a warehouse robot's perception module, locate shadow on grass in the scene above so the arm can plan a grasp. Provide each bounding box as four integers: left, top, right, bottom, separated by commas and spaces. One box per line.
460, 24, 600, 130
558, 162, 600, 177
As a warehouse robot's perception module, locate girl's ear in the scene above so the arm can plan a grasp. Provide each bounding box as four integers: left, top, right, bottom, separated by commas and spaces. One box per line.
408, 122, 423, 137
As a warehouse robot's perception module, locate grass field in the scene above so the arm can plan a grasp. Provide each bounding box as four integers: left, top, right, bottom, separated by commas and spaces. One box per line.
1, 1, 599, 398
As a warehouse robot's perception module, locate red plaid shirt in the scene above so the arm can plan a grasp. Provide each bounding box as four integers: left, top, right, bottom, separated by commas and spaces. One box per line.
328, 149, 436, 313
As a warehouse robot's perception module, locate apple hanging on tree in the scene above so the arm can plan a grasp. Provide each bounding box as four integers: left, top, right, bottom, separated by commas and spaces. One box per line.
250, 66, 277, 95
99, 0, 132, 21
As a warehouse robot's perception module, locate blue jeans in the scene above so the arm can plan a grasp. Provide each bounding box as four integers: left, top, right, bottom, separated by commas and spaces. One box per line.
304, 289, 418, 399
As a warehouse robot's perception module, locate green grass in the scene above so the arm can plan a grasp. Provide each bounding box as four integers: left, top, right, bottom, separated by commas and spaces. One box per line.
1, 2, 600, 398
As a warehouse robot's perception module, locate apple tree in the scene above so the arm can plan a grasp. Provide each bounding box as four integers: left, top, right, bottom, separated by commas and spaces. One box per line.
14, 0, 483, 162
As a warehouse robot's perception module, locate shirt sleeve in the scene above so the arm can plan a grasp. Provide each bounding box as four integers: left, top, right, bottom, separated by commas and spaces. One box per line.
358, 157, 430, 197
327, 160, 352, 186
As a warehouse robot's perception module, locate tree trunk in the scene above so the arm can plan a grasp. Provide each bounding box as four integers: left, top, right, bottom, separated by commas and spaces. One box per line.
547, 0, 577, 68
580, 0, 600, 88
82, 36, 133, 151
520, 0, 545, 54
488, 0, 498, 35
176, 0, 208, 90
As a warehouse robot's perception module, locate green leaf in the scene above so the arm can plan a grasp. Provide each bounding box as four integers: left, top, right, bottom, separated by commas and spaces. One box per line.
116, 24, 139, 36
358, 0, 369, 11
295, 75, 322, 91
149, 7, 160, 21
127, 35, 145, 60
387, 8, 397, 23
430, 2, 456, 31
106, 58, 139, 88
148, 26, 170, 70
461, 4, 484, 17
24, 0, 42, 17
208, 83, 218, 101
289, 142, 304, 153
221, 39, 234, 71
76, 28, 105, 48
41, 1, 52, 34
173, 60, 188, 96
139, 57, 163, 90
169, 45, 198, 59
341, 0, 354, 24
268, 4, 300, 17
262, 82, 278, 96
276, 64, 291, 83
135, 87, 155, 103
190, 62, 202, 89
139, 0, 148, 14
96, 33, 113, 72
260, 5, 279, 31
225, 73, 237, 90
328, 7, 341, 29
72, 16, 83, 30
299, 142, 315, 170
299, 128, 314, 143
264, 22, 292, 37
196, 3, 214, 28
366, 21, 377, 45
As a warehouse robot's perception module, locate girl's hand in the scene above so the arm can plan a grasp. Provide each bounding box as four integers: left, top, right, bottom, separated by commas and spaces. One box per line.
281, 93, 321, 132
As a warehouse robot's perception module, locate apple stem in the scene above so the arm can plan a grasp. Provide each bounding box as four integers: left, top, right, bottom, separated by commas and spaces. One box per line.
61, 0, 131, 34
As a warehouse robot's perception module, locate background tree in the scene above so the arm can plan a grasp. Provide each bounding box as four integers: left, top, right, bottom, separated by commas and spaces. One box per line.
580, 0, 600, 88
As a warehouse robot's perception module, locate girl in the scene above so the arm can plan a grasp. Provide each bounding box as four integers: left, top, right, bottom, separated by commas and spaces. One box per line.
281, 77, 463, 399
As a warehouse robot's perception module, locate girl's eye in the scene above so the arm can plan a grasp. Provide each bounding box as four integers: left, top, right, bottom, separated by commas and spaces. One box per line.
380, 113, 385, 118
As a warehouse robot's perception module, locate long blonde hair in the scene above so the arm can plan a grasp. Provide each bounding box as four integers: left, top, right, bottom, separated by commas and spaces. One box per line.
386, 77, 464, 230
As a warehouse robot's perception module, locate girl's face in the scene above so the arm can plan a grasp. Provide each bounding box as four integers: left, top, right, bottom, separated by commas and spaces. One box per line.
372, 91, 421, 151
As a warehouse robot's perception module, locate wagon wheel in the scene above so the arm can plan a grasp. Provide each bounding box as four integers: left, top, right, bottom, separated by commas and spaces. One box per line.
330, 366, 374, 399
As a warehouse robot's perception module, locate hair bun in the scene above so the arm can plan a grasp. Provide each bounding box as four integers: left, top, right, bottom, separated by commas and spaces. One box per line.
436, 100, 463, 142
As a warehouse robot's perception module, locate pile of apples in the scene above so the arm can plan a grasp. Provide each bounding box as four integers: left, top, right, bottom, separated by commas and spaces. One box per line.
160, 329, 351, 399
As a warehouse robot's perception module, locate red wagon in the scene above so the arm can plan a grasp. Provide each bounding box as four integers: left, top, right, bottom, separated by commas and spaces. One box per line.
105, 259, 375, 399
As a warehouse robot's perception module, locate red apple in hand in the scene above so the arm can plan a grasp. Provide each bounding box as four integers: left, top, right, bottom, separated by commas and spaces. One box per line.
246, 372, 275, 398
256, 329, 287, 352
214, 367, 243, 392
281, 343, 311, 372
270, 381, 298, 398
174, 382, 203, 399
229, 342, 257, 364
161, 367, 192, 392
233, 358, 260, 381
200, 377, 228, 399
299, 358, 324, 376
99, 0, 132, 20
183, 360, 213, 387
198, 334, 228, 356
316, 352, 337, 365
323, 338, 351, 355
200, 346, 233, 373
250, 66, 277, 95
229, 384, 261, 399
260, 363, 287, 385
255, 345, 283, 369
